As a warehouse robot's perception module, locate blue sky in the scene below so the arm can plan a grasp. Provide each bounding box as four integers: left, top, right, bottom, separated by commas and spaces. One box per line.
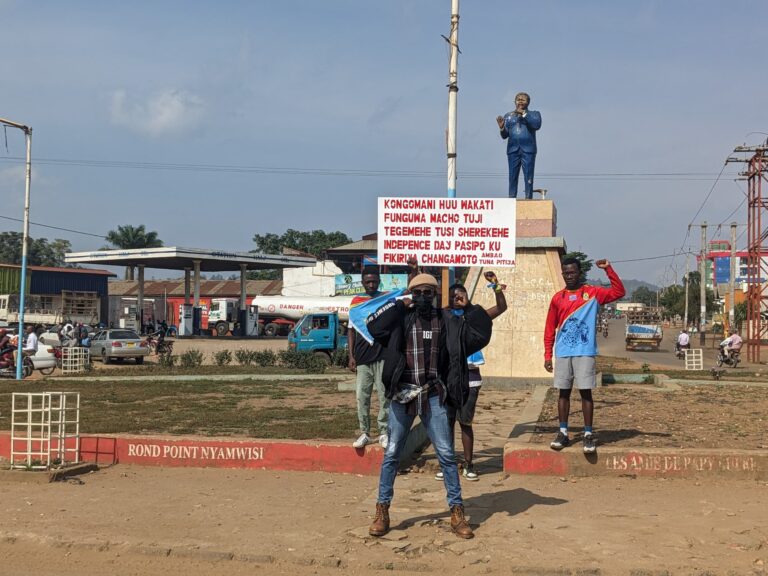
1, 1, 766, 284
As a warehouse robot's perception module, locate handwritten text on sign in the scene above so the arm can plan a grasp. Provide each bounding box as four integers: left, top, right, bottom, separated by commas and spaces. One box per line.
377, 197, 516, 267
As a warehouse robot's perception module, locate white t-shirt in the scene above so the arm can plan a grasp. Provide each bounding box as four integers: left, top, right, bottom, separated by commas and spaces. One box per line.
24, 331, 38, 353
677, 332, 689, 346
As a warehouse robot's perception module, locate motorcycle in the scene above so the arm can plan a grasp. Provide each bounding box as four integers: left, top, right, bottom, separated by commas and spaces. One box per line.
675, 343, 690, 360
0, 349, 34, 378
716, 346, 741, 368
144, 333, 174, 355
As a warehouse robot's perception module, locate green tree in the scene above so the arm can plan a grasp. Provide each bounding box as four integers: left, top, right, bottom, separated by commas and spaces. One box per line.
659, 285, 686, 318
0, 232, 72, 267
249, 229, 352, 280
105, 224, 164, 279
734, 301, 747, 331
657, 272, 716, 325
631, 286, 657, 307
562, 251, 593, 284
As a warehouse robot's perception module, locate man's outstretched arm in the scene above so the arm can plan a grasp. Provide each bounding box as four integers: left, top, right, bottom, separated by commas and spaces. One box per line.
594, 259, 625, 304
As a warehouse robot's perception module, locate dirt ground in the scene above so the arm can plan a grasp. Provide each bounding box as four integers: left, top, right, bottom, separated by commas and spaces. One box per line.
0, 466, 767, 576
533, 383, 768, 450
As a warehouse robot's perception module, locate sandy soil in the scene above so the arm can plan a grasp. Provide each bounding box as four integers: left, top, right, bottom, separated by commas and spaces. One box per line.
0, 466, 767, 575
533, 384, 768, 450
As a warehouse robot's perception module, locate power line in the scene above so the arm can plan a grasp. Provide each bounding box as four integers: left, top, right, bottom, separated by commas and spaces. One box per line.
686, 161, 728, 230
0, 214, 106, 239
0, 155, 739, 182
613, 250, 695, 264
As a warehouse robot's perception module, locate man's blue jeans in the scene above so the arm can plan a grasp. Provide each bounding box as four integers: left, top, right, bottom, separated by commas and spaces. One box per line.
507, 151, 536, 199
377, 393, 463, 507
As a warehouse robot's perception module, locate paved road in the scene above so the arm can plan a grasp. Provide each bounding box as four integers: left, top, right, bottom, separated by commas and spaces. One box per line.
597, 318, 682, 368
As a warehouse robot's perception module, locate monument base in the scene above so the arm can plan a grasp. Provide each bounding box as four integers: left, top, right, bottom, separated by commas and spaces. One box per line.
466, 200, 565, 379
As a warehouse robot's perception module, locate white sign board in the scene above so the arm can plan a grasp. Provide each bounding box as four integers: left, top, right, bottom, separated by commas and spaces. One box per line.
377, 197, 516, 268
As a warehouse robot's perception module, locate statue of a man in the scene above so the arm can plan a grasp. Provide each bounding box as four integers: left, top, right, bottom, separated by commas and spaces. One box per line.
496, 92, 542, 199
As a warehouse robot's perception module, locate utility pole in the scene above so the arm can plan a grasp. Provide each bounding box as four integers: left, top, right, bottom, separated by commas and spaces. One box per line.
683, 253, 690, 329
0, 117, 32, 381
728, 144, 768, 363
699, 221, 707, 345
442, 0, 460, 304
729, 222, 737, 331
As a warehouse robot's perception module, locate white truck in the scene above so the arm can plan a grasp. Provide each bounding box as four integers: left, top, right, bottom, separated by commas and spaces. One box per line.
0, 291, 100, 328
625, 308, 663, 351
207, 298, 260, 337
250, 295, 354, 337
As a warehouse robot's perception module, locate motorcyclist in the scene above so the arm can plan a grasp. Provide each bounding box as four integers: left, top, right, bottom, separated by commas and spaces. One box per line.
13, 325, 38, 364
719, 330, 743, 360
59, 322, 76, 347
675, 329, 690, 355
0, 329, 11, 355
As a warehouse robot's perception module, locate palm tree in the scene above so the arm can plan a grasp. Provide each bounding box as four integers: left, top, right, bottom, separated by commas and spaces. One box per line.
105, 225, 164, 280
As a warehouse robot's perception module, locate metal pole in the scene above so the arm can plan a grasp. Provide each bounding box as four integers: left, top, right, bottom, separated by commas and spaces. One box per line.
446, 0, 459, 201
729, 222, 737, 331
16, 127, 32, 380
443, 0, 460, 303
699, 222, 707, 346
683, 253, 689, 329
137, 265, 145, 333
0, 119, 32, 380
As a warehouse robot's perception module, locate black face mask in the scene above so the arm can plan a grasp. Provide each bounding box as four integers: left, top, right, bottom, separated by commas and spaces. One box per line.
413, 294, 433, 315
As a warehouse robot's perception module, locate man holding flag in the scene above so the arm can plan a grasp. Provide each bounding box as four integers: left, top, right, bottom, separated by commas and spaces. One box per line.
348, 266, 391, 449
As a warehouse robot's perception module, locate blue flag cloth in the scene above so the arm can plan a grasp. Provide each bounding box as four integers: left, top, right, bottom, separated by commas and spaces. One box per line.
467, 350, 485, 366
350, 289, 406, 345
554, 297, 599, 358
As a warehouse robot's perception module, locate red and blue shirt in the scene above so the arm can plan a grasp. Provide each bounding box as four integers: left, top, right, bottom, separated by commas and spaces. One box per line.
544, 266, 625, 360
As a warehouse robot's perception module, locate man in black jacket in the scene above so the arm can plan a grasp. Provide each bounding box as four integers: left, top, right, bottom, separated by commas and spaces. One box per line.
366, 273, 492, 540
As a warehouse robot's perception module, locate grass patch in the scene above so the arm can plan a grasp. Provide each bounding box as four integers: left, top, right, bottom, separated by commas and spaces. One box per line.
0, 377, 357, 440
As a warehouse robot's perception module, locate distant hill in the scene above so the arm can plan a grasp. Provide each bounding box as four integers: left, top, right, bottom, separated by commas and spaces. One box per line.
587, 277, 660, 299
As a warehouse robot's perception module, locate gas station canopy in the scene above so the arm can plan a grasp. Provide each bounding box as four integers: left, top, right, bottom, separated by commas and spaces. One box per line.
65, 247, 316, 337
64, 247, 316, 271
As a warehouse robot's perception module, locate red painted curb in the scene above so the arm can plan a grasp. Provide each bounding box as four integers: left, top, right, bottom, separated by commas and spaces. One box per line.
504, 442, 768, 480
0, 432, 384, 475
504, 448, 568, 476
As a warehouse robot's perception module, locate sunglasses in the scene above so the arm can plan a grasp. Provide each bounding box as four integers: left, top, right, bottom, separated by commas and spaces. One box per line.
411, 289, 435, 297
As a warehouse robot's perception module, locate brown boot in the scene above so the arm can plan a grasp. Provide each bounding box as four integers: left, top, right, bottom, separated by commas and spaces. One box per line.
450, 505, 474, 539
369, 502, 390, 537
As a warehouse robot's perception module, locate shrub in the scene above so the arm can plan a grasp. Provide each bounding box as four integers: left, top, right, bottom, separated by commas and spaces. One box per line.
277, 349, 309, 369
253, 349, 277, 367
305, 354, 327, 374
213, 349, 232, 367
158, 353, 177, 368
277, 349, 328, 373
180, 349, 204, 368
331, 347, 349, 368
235, 349, 253, 366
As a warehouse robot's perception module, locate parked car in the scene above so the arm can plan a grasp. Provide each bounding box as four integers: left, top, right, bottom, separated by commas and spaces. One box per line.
29, 341, 58, 375
90, 329, 149, 364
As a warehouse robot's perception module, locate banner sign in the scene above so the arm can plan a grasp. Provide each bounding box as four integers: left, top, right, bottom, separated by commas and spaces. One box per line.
377, 197, 516, 268
335, 274, 408, 295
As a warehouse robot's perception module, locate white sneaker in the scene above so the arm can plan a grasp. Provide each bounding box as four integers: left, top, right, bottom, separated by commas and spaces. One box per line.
434, 471, 444, 481
378, 434, 389, 449
352, 433, 371, 449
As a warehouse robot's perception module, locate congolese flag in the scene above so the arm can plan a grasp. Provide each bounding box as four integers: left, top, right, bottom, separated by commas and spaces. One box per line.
348, 289, 406, 345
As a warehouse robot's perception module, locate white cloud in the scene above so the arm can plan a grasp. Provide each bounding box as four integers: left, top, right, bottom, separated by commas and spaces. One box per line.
0, 165, 25, 186
110, 89, 205, 137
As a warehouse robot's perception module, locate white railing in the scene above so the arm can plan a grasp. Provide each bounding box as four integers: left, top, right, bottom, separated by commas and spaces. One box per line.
10, 392, 81, 470
61, 347, 90, 374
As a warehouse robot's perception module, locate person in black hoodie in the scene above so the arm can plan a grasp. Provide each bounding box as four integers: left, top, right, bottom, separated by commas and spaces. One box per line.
366, 272, 492, 540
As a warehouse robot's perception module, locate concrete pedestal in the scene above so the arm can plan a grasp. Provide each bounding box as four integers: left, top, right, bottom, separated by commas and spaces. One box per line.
468, 200, 566, 382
